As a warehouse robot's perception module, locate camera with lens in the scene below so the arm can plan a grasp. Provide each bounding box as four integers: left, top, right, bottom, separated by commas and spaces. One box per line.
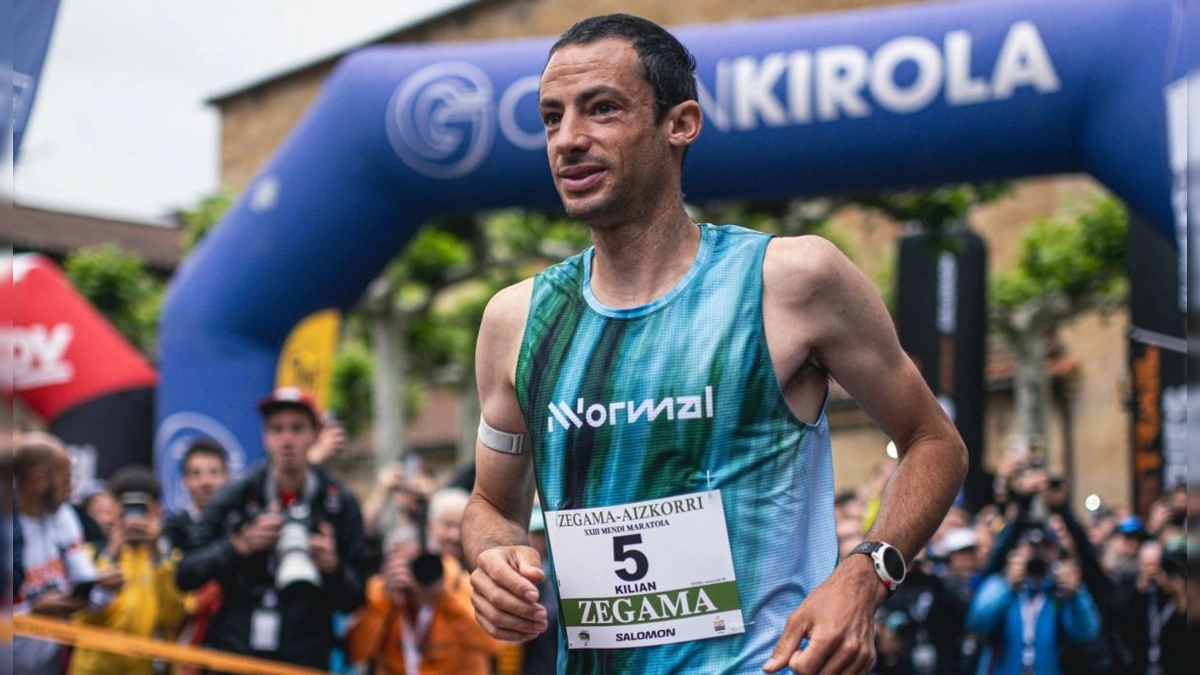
1022, 527, 1054, 580
410, 550, 444, 587
411, 513, 444, 587
276, 517, 322, 591
120, 492, 153, 545
1161, 536, 1186, 578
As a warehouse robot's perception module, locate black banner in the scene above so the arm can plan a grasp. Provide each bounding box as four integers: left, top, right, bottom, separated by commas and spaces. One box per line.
1127, 219, 1186, 517
49, 386, 156, 484
895, 228, 988, 511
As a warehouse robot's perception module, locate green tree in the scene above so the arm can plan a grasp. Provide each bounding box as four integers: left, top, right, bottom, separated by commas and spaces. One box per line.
64, 243, 164, 357
991, 195, 1128, 445
693, 184, 1011, 312
179, 191, 235, 254
329, 337, 374, 437
853, 183, 1012, 231
691, 197, 855, 253
855, 183, 1012, 315
365, 209, 591, 463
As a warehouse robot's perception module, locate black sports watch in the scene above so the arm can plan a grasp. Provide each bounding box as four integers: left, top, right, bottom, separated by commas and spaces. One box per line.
849, 541, 906, 593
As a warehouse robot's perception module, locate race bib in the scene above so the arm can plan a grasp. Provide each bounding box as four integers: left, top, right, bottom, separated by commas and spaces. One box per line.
545, 490, 745, 649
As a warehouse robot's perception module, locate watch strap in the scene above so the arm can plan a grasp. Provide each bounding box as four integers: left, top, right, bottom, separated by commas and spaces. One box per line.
851, 541, 882, 557
850, 540, 904, 592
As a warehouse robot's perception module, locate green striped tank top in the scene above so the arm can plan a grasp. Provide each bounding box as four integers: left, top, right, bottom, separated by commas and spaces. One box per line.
516, 223, 837, 674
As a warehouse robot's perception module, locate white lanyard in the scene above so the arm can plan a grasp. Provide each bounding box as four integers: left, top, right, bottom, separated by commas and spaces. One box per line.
1019, 590, 1047, 671
910, 590, 938, 674
399, 604, 434, 675
1147, 587, 1175, 666
911, 590, 933, 640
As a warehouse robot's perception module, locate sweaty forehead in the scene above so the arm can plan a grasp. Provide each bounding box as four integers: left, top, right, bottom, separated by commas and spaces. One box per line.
540, 39, 643, 94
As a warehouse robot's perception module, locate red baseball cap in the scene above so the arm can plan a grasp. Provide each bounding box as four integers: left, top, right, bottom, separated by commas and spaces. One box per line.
256, 386, 321, 425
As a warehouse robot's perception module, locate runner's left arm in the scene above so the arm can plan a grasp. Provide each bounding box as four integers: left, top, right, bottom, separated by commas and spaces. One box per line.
763, 236, 967, 675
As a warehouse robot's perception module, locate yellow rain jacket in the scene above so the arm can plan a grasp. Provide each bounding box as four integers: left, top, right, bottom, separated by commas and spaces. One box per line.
69, 543, 187, 675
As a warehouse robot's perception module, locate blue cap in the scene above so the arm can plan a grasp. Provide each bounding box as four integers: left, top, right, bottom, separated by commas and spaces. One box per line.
1116, 516, 1145, 537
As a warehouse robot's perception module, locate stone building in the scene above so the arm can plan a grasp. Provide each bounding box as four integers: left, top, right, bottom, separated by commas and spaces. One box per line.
205, 0, 1132, 512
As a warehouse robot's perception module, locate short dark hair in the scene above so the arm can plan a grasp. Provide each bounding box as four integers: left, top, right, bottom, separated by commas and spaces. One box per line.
79, 488, 111, 512
551, 14, 698, 124
107, 465, 162, 502
182, 439, 228, 474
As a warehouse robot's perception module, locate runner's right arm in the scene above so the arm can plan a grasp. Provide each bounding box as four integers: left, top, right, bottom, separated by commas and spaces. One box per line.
462, 280, 548, 642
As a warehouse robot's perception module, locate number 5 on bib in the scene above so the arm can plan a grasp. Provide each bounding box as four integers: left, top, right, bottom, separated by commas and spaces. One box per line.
545, 490, 745, 649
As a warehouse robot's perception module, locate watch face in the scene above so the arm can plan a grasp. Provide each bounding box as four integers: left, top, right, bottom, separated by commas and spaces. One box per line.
882, 547, 905, 581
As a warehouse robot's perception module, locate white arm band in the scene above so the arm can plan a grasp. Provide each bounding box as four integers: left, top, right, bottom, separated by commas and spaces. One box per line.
478, 416, 529, 455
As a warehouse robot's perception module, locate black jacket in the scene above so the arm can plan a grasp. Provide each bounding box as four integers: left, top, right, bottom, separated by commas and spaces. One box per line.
877, 565, 969, 675
162, 507, 202, 553
175, 462, 366, 669
70, 502, 107, 550
1106, 577, 1187, 675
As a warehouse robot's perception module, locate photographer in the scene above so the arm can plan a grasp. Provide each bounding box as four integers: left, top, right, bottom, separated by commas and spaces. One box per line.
1107, 538, 1186, 674
360, 459, 437, 576
873, 548, 969, 675
176, 387, 366, 670
362, 460, 436, 539
966, 527, 1101, 675
345, 523, 501, 674
985, 461, 1112, 609
70, 467, 187, 675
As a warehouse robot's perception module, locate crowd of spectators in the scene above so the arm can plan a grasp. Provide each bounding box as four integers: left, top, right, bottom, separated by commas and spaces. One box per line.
9, 388, 554, 675
8, 402, 1195, 675
840, 445, 1196, 675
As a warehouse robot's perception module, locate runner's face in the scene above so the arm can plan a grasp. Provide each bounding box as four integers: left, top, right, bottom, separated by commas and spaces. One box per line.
540, 39, 676, 228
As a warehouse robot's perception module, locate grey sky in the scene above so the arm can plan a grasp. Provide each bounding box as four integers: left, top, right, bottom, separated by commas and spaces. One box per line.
10, 0, 472, 223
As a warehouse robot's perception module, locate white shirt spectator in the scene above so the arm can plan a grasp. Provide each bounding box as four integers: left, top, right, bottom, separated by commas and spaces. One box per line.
15, 503, 113, 674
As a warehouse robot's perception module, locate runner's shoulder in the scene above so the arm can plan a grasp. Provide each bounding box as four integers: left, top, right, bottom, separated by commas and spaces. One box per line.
764, 235, 851, 304
482, 279, 534, 336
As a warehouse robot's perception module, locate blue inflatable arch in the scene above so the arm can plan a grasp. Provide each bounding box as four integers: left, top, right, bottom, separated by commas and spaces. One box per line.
157, 0, 1186, 507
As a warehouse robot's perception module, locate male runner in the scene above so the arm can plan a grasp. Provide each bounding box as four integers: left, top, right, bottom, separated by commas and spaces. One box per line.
463, 14, 967, 675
